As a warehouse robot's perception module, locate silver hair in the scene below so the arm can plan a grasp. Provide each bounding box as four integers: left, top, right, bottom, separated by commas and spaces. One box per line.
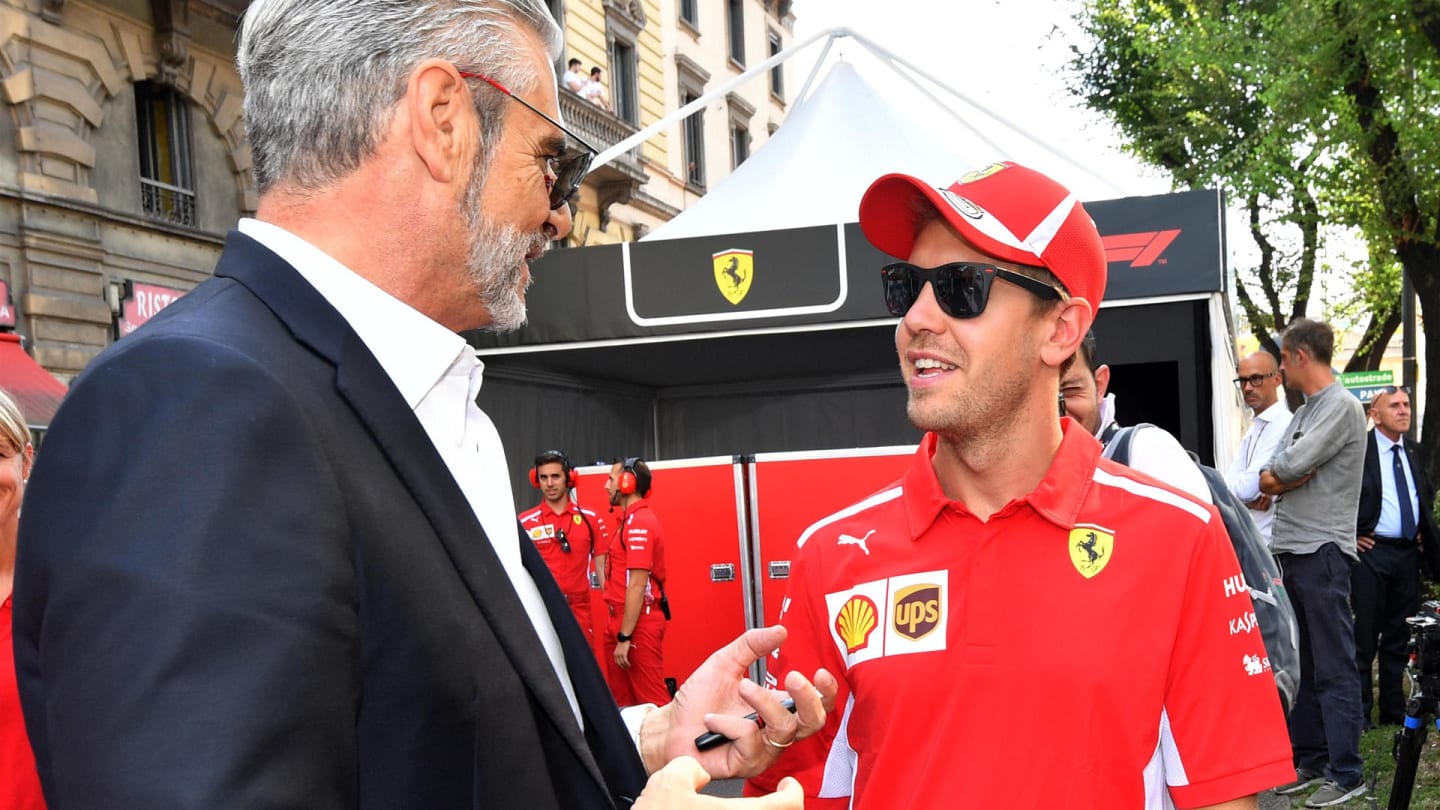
238, 0, 563, 193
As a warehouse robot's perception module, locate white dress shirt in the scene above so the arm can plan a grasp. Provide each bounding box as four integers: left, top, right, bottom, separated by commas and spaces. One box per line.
237, 218, 582, 727
1373, 429, 1421, 539
1225, 399, 1293, 544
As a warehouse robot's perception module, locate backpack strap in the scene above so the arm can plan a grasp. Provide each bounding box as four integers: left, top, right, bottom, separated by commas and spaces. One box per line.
1100, 422, 1157, 466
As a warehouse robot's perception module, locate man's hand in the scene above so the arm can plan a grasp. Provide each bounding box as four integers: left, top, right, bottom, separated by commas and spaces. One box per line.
1260, 470, 1314, 495
1357, 534, 1375, 552
634, 757, 804, 809
638, 626, 837, 780
615, 639, 632, 670
1244, 493, 1272, 511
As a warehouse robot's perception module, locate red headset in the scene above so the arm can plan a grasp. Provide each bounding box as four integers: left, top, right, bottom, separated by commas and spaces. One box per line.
616, 456, 649, 496
530, 450, 577, 489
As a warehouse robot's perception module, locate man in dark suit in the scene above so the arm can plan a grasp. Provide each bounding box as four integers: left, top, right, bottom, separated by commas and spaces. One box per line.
1354, 385, 1440, 728
11, 2, 830, 808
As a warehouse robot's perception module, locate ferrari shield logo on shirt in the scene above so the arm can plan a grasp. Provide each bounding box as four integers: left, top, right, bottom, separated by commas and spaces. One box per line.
712, 249, 754, 305
573, 514, 583, 525
1068, 524, 1114, 579
825, 570, 947, 668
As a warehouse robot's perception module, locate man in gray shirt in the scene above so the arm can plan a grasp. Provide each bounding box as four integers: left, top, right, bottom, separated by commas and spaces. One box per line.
1260, 318, 1368, 808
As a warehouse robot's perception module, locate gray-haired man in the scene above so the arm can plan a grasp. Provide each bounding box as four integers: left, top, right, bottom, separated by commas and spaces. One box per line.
14, 2, 829, 808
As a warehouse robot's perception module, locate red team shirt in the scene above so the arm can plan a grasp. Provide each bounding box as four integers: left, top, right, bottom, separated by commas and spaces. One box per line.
518, 502, 607, 597
603, 502, 666, 607
749, 422, 1294, 809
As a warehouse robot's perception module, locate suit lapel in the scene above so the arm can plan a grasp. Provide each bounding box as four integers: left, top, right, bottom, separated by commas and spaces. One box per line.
211, 232, 611, 797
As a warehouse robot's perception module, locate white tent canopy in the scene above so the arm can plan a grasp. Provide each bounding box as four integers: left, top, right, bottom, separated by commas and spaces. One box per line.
644, 60, 973, 241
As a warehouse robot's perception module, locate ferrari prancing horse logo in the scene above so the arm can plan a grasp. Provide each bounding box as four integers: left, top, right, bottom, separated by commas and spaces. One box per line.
1068, 524, 1115, 579
712, 249, 754, 305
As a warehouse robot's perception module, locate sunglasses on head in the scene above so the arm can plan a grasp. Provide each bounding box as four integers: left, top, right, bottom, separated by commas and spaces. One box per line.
457, 69, 597, 211
880, 262, 1064, 319
1379, 385, 1412, 396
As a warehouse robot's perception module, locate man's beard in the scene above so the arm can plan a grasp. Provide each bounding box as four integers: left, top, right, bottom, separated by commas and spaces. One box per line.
462, 156, 551, 334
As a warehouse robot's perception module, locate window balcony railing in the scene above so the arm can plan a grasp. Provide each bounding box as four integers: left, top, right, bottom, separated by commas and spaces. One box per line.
559, 91, 647, 183
140, 177, 197, 228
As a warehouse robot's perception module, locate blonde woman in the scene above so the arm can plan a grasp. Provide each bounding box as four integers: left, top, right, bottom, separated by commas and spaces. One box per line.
0, 388, 42, 809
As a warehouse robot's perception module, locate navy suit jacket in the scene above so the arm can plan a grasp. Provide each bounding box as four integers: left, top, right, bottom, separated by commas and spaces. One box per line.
1356, 428, 1440, 579
13, 232, 646, 808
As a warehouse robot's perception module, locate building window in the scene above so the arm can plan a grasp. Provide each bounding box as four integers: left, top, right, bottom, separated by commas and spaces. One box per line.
679, 0, 698, 28
610, 39, 639, 125
768, 29, 784, 100
682, 89, 705, 189
727, 0, 745, 65
726, 93, 754, 170
731, 122, 750, 169
135, 81, 195, 227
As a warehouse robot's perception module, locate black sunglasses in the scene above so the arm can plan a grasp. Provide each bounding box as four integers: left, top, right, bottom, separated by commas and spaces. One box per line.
458, 69, 597, 211
1379, 385, 1412, 396
1233, 372, 1279, 389
881, 262, 1064, 319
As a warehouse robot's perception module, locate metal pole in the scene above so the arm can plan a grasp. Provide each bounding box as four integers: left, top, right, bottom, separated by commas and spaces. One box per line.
589, 27, 849, 171
1403, 270, 1418, 443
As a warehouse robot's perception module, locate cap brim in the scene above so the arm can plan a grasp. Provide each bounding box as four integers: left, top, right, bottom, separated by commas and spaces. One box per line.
858, 173, 1042, 268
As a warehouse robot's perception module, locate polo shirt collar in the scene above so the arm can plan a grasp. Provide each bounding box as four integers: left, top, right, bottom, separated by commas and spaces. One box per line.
902, 417, 1102, 540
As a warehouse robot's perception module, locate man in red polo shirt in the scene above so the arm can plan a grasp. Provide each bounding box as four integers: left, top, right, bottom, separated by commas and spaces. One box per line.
518, 450, 607, 641
747, 163, 1295, 809
602, 457, 670, 706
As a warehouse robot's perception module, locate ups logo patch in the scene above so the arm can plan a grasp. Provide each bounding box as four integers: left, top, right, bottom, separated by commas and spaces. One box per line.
892, 583, 941, 640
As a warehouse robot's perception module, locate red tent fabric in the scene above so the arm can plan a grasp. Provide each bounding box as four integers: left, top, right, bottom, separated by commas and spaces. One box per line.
0, 333, 67, 427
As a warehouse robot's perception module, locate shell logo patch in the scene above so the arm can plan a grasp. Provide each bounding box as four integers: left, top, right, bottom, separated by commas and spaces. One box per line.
1069, 524, 1114, 579
835, 595, 879, 654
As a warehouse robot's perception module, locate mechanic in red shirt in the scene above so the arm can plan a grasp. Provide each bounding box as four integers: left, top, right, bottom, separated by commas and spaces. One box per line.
602, 457, 670, 706
746, 162, 1295, 809
517, 450, 607, 641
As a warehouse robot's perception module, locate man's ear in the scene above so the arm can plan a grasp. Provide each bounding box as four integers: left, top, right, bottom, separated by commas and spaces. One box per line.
405, 59, 473, 184
1039, 299, 1094, 369
1094, 364, 1111, 400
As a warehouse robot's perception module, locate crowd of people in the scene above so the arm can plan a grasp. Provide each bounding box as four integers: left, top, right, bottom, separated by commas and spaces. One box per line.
0, 1, 1433, 809
563, 57, 611, 111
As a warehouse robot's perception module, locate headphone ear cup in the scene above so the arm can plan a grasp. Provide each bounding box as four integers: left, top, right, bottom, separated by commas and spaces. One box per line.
529, 468, 540, 488
567, 468, 579, 488
618, 471, 637, 495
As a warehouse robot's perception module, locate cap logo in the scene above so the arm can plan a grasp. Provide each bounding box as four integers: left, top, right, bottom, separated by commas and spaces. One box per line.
959, 163, 1009, 184
939, 189, 985, 221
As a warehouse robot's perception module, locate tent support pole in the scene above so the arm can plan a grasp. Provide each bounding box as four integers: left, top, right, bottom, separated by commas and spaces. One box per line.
590, 27, 855, 171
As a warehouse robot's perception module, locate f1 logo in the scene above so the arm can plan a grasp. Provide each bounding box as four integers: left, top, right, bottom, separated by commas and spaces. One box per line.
1103, 230, 1180, 267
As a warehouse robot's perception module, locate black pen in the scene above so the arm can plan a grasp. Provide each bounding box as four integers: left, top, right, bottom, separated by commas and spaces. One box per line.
693, 698, 797, 751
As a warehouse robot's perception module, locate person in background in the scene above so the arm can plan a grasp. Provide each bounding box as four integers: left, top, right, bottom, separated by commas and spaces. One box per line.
561, 57, 587, 94
0, 388, 42, 810
1353, 385, 1440, 729
1225, 351, 1292, 545
1261, 318, 1369, 807
582, 65, 610, 110
1058, 329, 1211, 502
603, 457, 671, 707
519, 449, 608, 641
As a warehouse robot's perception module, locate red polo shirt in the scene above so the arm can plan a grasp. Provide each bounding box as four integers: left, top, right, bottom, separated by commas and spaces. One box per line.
748, 421, 1294, 809
518, 502, 607, 597
603, 501, 666, 607
1, 596, 45, 809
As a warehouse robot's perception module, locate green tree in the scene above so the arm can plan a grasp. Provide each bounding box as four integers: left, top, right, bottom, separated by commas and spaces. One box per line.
1070, 0, 1439, 474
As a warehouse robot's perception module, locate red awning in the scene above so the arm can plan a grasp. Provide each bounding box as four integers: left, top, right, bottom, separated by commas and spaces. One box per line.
0, 333, 67, 427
